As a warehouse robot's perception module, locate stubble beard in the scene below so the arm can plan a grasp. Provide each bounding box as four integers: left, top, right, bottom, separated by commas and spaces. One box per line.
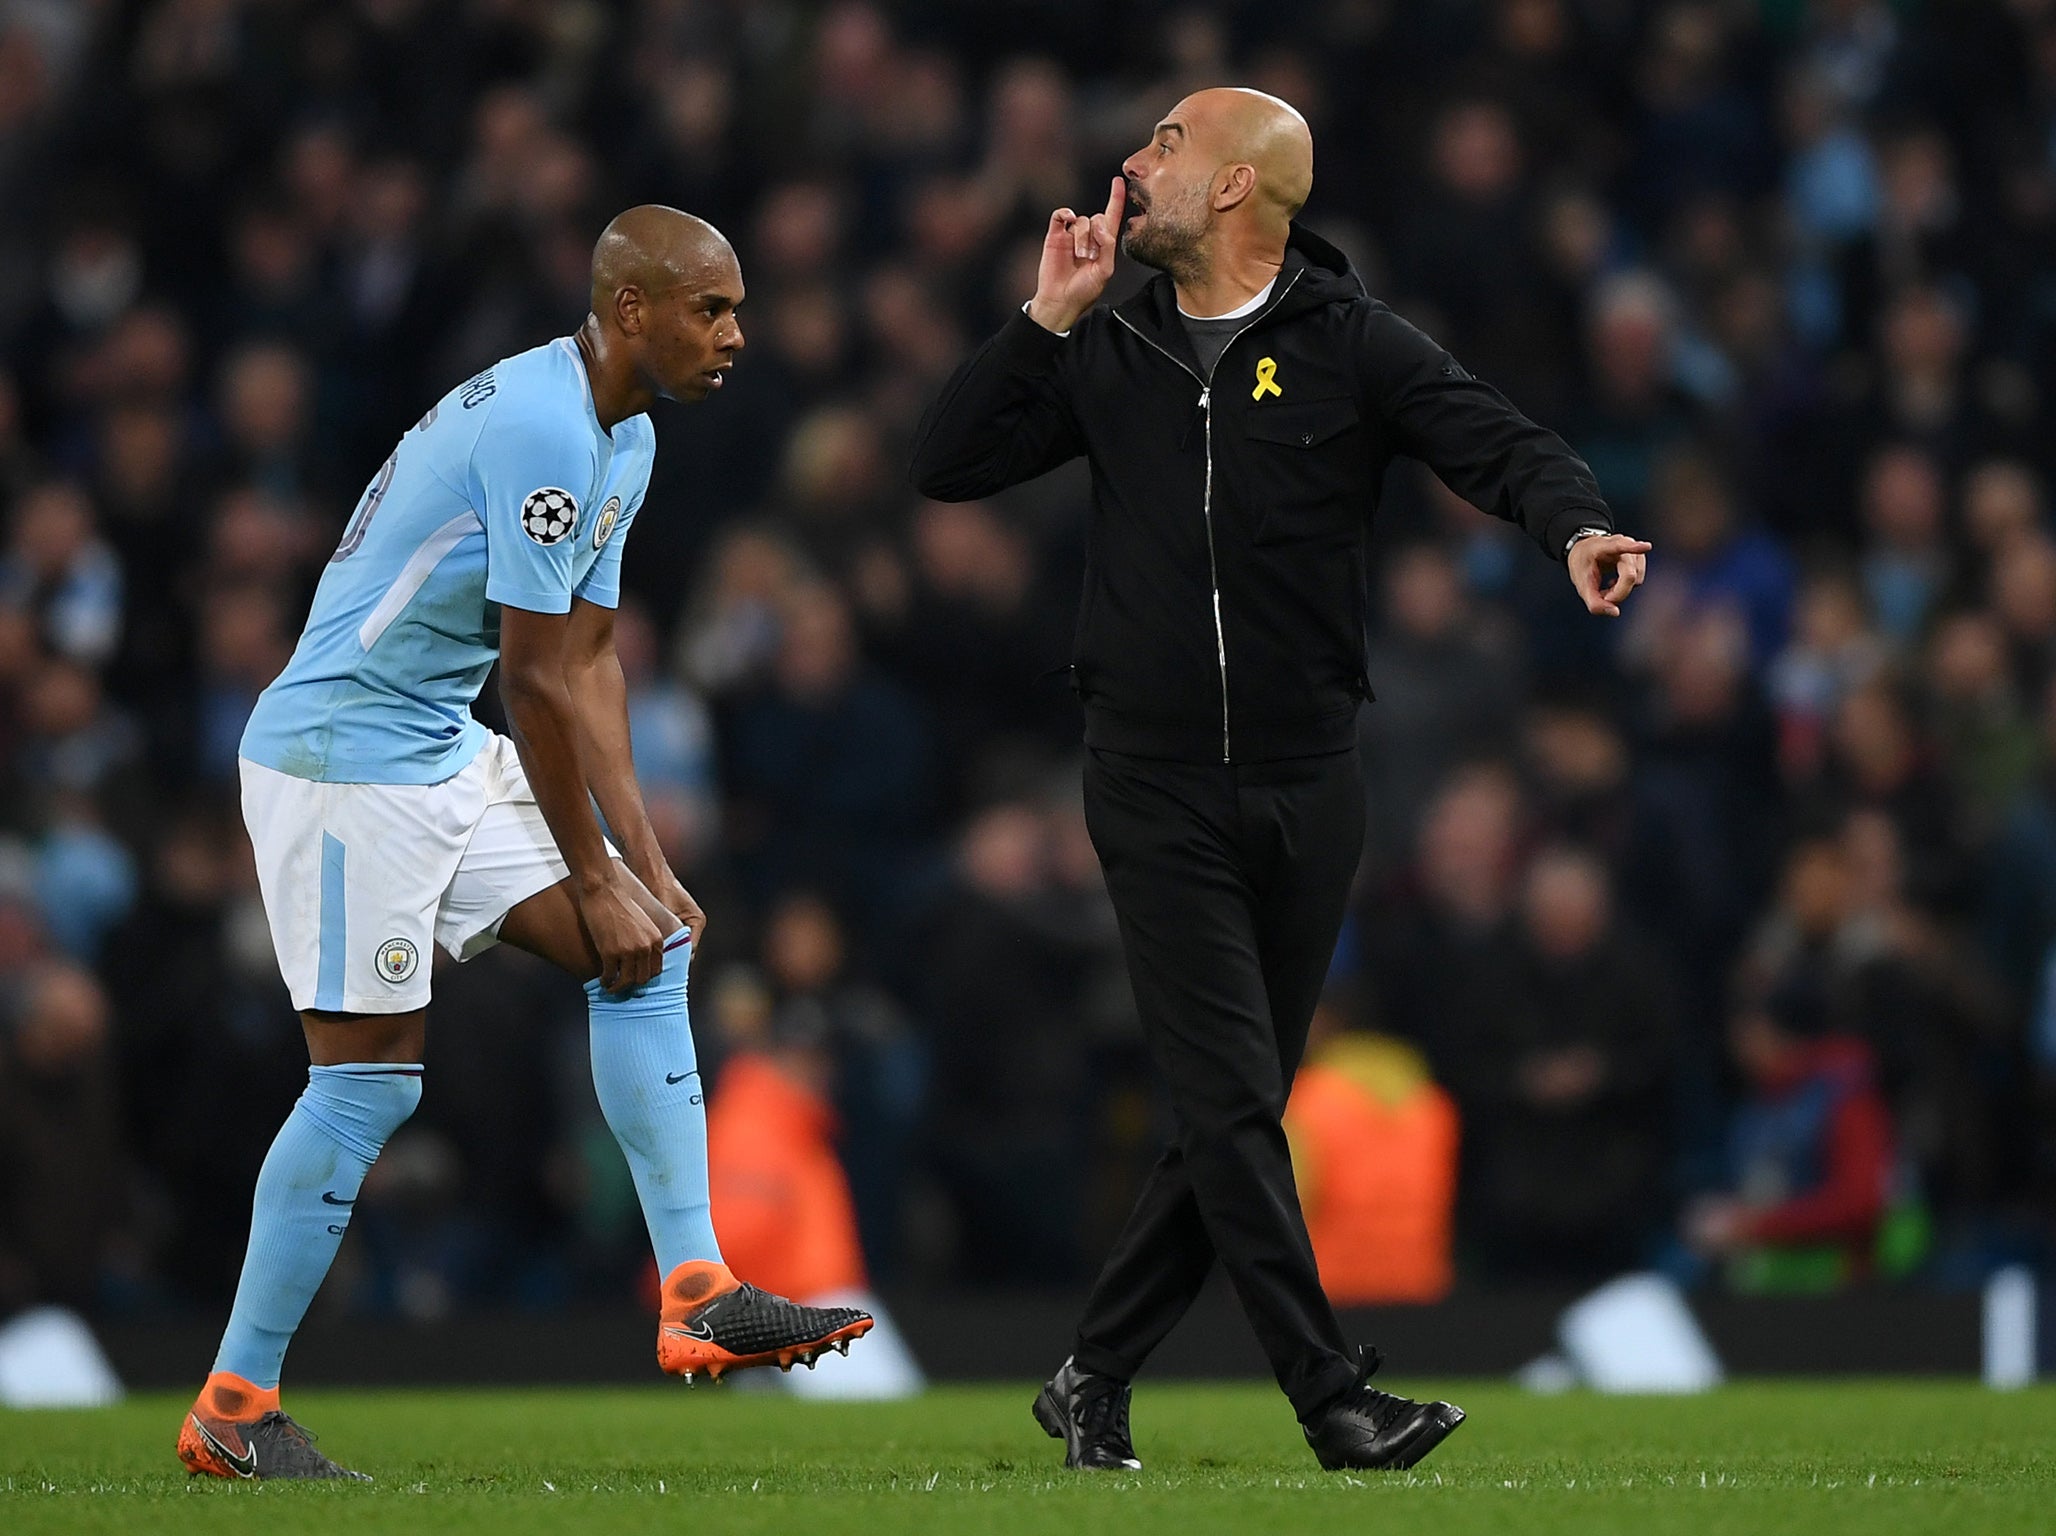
1120, 183, 1212, 288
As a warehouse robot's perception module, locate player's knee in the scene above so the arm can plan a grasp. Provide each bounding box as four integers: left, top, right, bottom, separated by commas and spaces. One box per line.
301, 1063, 425, 1161
585, 939, 690, 1011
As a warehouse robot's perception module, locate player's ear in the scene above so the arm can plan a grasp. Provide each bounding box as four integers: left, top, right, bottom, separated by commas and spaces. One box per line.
615, 284, 645, 337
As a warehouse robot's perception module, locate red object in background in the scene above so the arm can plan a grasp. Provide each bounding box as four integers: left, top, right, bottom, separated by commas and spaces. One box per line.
1738, 1036, 1894, 1254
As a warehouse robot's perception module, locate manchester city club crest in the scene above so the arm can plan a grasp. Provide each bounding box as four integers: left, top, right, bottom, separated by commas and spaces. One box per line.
376, 937, 420, 984
593, 495, 620, 550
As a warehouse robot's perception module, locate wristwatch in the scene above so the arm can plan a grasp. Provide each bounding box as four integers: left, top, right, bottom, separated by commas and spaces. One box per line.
1563, 525, 1613, 555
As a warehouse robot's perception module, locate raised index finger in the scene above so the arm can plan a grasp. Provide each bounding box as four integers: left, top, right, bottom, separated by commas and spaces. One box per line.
1104, 176, 1126, 224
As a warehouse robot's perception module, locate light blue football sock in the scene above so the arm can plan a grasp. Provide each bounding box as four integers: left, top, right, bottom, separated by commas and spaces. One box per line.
587, 933, 722, 1272
212, 1063, 422, 1389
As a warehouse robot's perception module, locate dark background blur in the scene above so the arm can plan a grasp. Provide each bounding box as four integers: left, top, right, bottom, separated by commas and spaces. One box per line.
2, 0, 2055, 1335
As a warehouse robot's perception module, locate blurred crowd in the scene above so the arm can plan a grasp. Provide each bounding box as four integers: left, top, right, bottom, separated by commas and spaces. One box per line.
4, 0, 2056, 1326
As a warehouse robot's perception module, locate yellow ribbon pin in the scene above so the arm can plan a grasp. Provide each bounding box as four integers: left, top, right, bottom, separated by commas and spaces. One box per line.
1252, 357, 1282, 401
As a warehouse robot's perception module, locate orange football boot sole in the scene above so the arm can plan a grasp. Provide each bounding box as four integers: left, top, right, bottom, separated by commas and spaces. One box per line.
657, 1311, 874, 1381
654, 1260, 875, 1383
176, 1372, 277, 1478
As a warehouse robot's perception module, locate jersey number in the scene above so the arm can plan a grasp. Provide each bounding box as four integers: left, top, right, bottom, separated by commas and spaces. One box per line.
330, 405, 438, 562
331, 450, 396, 562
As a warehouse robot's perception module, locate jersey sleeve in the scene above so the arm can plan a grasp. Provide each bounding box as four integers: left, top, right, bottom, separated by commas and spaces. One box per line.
573, 440, 651, 610
474, 403, 595, 614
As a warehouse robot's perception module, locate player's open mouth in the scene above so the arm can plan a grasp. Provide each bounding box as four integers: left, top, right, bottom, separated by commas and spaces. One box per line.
702, 369, 728, 388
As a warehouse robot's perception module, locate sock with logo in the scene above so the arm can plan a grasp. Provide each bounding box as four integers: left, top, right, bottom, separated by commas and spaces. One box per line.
211, 1063, 423, 1390
587, 933, 722, 1272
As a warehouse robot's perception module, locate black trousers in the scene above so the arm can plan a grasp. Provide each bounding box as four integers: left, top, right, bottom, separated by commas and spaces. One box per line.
1072, 744, 1364, 1421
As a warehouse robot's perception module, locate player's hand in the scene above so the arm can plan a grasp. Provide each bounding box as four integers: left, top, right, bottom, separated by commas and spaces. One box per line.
578, 865, 668, 993
1568, 534, 1652, 617
1027, 177, 1125, 335
640, 861, 708, 950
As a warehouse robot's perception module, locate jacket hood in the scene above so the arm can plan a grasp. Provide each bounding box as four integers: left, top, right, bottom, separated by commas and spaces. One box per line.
1114, 220, 1366, 344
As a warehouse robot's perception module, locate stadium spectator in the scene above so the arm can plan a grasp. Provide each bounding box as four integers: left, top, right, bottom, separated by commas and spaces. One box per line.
1990, 532, 2056, 698
1520, 694, 1638, 869
1926, 609, 2042, 842
1367, 762, 1527, 1066
1766, 569, 1890, 781
919, 793, 1130, 1284
0, 960, 125, 1314
1619, 610, 1773, 1032
1960, 459, 2043, 564
1441, 845, 1679, 1281
1856, 444, 1951, 646
0, 480, 121, 667
612, 596, 720, 875
1359, 541, 1527, 885
1570, 271, 1695, 519
868, 498, 1076, 816
1627, 444, 1797, 675
1683, 984, 1898, 1291
720, 580, 934, 924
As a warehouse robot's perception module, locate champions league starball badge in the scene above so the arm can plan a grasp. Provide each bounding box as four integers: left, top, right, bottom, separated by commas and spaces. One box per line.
520, 486, 579, 545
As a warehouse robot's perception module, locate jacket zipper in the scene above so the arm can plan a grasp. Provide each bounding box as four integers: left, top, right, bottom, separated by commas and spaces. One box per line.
1111, 269, 1303, 762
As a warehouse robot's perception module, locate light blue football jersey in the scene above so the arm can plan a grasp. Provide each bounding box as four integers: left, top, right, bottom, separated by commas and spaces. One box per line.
241, 337, 654, 784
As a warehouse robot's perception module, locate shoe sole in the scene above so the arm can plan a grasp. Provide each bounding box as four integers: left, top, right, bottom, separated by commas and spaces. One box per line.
1032, 1384, 1142, 1471
658, 1314, 874, 1383
177, 1415, 247, 1479
1313, 1402, 1467, 1472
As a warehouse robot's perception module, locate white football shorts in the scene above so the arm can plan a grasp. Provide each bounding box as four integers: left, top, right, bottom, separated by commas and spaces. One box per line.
240, 731, 606, 1014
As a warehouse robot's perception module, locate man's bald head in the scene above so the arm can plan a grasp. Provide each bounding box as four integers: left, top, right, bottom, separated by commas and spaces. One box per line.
1118, 87, 1313, 283
581, 204, 746, 406
1173, 88, 1314, 222
590, 205, 735, 318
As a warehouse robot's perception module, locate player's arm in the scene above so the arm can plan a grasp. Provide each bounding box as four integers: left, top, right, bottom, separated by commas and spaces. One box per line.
563, 595, 706, 942
499, 605, 665, 991
476, 406, 662, 991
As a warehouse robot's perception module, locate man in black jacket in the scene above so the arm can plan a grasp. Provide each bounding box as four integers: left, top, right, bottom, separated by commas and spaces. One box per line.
912, 87, 1649, 1473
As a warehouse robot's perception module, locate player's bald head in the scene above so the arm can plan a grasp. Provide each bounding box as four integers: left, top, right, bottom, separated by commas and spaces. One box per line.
1171, 87, 1314, 221
583, 204, 746, 404
589, 205, 735, 316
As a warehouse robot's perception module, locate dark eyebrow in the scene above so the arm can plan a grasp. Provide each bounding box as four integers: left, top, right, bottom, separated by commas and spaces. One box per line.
1154, 120, 1185, 140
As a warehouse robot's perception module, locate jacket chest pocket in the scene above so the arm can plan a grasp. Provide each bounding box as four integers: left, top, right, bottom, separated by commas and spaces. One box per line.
1240, 396, 1362, 544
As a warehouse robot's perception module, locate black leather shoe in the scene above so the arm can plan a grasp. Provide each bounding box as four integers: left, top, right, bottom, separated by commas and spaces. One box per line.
1302, 1347, 1466, 1471
1032, 1356, 1142, 1470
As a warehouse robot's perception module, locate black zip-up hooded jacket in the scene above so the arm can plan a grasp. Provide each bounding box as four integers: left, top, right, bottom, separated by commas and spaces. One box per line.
911, 224, 1613, 763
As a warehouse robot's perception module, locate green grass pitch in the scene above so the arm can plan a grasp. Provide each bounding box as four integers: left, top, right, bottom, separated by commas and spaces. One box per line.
4, 1380, 2051, 1534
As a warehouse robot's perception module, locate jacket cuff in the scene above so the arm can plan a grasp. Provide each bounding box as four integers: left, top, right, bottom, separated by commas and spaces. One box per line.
1540, 505, 1614, 562
992, 308, 1070, 373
